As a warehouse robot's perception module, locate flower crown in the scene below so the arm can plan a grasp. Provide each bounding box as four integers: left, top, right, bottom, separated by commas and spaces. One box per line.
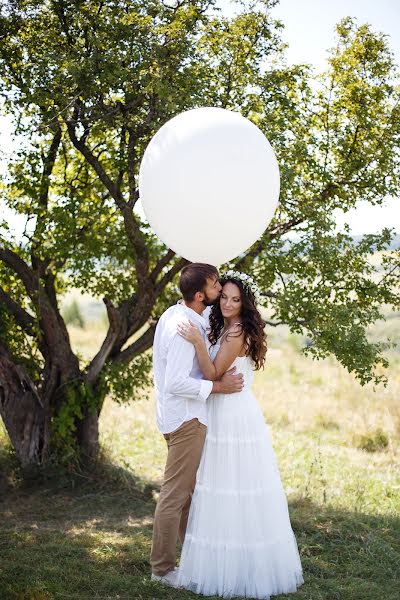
221, 270, 262, 303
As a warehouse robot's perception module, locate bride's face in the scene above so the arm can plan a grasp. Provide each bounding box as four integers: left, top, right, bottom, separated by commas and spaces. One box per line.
220, 282, 242, 319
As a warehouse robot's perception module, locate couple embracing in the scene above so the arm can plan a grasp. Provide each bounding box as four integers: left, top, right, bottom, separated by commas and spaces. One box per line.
150, 263, 304, 599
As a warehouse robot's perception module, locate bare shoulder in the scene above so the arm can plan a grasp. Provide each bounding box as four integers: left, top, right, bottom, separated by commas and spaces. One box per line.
222, 322, 245, 345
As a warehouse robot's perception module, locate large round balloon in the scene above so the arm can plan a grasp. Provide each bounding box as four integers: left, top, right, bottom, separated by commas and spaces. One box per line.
139, 107, 280, 265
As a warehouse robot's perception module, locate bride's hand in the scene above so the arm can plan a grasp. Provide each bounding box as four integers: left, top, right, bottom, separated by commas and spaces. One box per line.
177, 320, 203, 345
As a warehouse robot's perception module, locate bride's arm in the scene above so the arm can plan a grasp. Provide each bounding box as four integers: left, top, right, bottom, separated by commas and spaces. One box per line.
177, 322, 216, 379
177, 321, 245, 381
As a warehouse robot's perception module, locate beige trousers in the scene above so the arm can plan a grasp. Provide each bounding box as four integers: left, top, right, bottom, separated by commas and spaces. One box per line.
150, 417, 207, 576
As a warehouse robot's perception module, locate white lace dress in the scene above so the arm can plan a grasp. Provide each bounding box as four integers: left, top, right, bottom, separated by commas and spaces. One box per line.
177, 340, 304, 598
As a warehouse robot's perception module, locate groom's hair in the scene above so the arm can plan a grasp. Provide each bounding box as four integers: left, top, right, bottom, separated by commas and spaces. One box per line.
180, 263, 219, 302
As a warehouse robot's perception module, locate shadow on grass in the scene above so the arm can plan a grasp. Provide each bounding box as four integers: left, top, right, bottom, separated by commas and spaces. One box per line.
0, 446, 399, 600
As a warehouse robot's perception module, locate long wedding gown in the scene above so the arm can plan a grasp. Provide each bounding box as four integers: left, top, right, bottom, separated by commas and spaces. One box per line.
177, 340, 304, 599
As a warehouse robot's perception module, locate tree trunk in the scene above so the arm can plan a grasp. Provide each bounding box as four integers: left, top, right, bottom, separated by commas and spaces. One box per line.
76, 405, 100, 463
0, 350, 102, 472
0, 355, 49, 471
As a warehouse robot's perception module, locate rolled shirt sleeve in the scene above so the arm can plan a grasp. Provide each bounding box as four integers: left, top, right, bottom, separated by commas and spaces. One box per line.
164, 334, 213, 403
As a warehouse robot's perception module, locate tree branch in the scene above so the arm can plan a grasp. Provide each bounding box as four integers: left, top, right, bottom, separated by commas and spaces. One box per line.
39, 126, 62, 206
53, 0, 74, 46
150, 248, 176, 282
235, 217, 303, 270
322, 72, 336, 178
119, 204, 150, 285
114, 324, 157, 364
261, 290, 277, 299
66, 114, 122, 203
86, 298, 123, 385
0, 247, 36, 297
154, 257, 189, 295
127, 126, 139, 208
65, 110, 150, 285
31, 125, 62, 270
116, 122, 126, 190
0, 346, 44, 410
0, 286, 36, 337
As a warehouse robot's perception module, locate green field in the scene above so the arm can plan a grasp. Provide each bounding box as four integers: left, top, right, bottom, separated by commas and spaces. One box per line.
1, 303, 399, 600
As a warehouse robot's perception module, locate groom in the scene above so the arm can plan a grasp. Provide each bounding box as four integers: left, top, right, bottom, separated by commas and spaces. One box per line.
150, 262, 244, 586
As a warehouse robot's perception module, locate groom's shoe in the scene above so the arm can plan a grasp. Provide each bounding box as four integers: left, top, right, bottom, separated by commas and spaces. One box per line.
151, 568, 180, 588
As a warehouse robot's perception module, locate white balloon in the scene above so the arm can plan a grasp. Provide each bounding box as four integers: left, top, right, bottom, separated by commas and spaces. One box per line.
139, 107, 280, 265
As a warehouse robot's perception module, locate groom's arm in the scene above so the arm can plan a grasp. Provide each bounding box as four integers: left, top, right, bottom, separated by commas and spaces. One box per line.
164, 334, 244, 400
164, 334, 213, 403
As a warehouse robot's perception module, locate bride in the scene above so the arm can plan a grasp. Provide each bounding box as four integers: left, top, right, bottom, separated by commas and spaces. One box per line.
175, 270, 304, 599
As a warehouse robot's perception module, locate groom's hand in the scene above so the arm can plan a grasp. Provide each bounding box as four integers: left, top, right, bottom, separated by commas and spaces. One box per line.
212, 367, 244, 394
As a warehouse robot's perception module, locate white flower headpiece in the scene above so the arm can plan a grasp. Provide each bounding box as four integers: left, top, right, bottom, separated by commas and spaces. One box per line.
222, 270, 262, 303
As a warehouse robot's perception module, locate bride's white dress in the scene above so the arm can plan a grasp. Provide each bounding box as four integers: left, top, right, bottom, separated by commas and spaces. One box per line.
177, 340, 304, 598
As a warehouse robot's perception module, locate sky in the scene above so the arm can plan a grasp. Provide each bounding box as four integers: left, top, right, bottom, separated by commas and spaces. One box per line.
271, 0, 400, 235
1, 0, 399, 238
221, 0, 400, 235
270, 0, 400, 72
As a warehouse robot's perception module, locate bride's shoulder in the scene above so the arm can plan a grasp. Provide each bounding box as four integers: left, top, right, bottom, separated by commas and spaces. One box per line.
220, 322, 245, 343
229, 321, 245, 334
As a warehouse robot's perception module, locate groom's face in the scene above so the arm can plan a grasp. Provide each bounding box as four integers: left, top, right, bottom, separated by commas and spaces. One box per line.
201, 275, 222, 306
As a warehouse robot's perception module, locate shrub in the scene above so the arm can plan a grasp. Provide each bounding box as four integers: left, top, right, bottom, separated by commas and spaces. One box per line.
62, 299, 85, 329
353, 428, 389, 452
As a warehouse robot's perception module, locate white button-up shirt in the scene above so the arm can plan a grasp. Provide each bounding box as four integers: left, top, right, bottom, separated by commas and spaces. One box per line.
152, 300, 213, 434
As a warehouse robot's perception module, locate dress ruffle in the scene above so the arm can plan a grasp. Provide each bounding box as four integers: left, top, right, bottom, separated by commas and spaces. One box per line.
178, 531, 304, 599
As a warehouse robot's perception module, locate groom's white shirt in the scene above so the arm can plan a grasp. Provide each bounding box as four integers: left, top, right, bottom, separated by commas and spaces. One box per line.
153, 300, 213, 434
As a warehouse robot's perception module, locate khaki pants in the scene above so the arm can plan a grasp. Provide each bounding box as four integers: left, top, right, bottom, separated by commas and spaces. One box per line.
150, 417, 207, 576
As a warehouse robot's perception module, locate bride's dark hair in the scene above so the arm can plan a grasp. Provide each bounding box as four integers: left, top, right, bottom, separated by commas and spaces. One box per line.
208, 276, 267, 370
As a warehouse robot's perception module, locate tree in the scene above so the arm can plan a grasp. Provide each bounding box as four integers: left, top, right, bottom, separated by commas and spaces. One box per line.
0, 0, 399, 473
62, 299, 85, 329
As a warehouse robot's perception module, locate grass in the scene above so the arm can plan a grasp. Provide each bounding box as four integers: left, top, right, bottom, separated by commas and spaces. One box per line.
1, 310, 400, 599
